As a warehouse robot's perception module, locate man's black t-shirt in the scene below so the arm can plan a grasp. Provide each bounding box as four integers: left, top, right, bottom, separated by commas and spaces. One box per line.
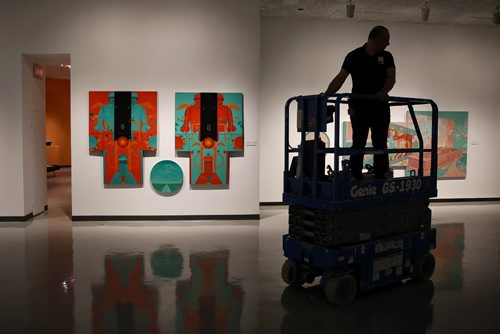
342, 43, 395, 95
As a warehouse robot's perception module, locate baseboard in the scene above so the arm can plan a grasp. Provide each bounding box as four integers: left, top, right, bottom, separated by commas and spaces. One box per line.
72, 214, 260, 221
0, 212, 33, 222
260, 202, 285, 206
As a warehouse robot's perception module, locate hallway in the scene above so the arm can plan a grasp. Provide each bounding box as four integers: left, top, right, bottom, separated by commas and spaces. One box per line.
1, 168, 499, 333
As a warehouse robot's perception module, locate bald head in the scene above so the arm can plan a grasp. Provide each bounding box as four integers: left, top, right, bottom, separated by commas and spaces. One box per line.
368, 26, 389, 40
367, 26, 390, 53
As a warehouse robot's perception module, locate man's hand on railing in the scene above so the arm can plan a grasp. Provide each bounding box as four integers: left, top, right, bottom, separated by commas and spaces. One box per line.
374, 91, 389, 101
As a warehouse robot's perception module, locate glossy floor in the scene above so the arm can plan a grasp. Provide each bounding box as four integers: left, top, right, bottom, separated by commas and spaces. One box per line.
1, 168, 499, 333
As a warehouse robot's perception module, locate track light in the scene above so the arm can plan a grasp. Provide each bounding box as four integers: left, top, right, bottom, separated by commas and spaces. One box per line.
346, 0, 355, 18
494, 5, 500, 25
421, 1, 430, 22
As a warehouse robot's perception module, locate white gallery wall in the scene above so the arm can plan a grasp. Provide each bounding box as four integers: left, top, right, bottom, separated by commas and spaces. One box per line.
0, 0, 260, 218
260, 18, 500, 202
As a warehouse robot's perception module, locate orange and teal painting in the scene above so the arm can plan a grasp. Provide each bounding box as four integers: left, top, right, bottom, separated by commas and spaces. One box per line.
342, 111, 468, 179
343, 121, 411, 168
406, 111, 468, 179
89, 91, 157, 186
175, 92, 243, 186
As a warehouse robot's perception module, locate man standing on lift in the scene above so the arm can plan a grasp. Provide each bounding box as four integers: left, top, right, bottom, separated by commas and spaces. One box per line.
326, 26, 396, 180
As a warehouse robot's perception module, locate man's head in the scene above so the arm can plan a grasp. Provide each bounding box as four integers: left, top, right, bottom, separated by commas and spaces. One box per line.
368, 26, 390, 52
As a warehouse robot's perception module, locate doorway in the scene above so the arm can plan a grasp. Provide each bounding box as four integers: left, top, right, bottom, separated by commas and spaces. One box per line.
45, 56, 72, 217
22, 54, 71, 218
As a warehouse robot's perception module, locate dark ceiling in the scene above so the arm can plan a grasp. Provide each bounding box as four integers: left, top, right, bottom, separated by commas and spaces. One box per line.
260, 0, 500, 26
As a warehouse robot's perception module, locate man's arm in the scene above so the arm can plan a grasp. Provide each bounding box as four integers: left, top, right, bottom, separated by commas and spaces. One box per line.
375, 67, 396, 100
325, 69, 349, 95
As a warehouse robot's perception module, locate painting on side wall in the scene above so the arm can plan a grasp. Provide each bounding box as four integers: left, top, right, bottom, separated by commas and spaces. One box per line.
175, 92, 243, 186
342, 111, 468, 179
342, 121, 412, 168
89, 91, 157, 186
406, 111, 468, 179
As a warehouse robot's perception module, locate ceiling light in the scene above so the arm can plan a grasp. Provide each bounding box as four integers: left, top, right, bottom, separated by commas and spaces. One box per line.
346, 0, 355, 18
260, 0, 269, 13
494, 5, 500, 25
421, 1, 430, 22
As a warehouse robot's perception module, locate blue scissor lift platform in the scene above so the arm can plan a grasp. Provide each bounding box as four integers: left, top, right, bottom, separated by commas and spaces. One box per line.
281, 93, 439, 306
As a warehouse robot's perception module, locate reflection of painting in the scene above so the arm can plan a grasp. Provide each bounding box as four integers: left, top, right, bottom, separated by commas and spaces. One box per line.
89, 91, 157, 186
92, 255, 158, 333
176, 250, 244, 333
433, 223, 464, 290
342, 111, 468, 179
150, 160, 183, 195
175, 93, 243, 186
150, 246, 184, 279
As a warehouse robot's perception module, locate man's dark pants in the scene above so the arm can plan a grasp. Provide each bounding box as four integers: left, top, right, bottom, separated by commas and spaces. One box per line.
349, 102, 390, 179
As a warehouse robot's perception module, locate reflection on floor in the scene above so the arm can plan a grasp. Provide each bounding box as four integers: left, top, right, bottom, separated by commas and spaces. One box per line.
0, 168, 499, 333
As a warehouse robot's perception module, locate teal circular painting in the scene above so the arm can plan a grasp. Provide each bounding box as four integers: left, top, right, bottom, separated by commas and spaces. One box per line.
150, 160, 183, 195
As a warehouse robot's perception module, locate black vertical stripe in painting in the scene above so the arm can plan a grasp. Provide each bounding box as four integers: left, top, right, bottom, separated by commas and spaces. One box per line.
114, 91, 132, 140
200, 93, 218, 142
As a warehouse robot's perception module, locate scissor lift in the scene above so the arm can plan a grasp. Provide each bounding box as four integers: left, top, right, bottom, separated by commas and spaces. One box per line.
281, 93, 439, 306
